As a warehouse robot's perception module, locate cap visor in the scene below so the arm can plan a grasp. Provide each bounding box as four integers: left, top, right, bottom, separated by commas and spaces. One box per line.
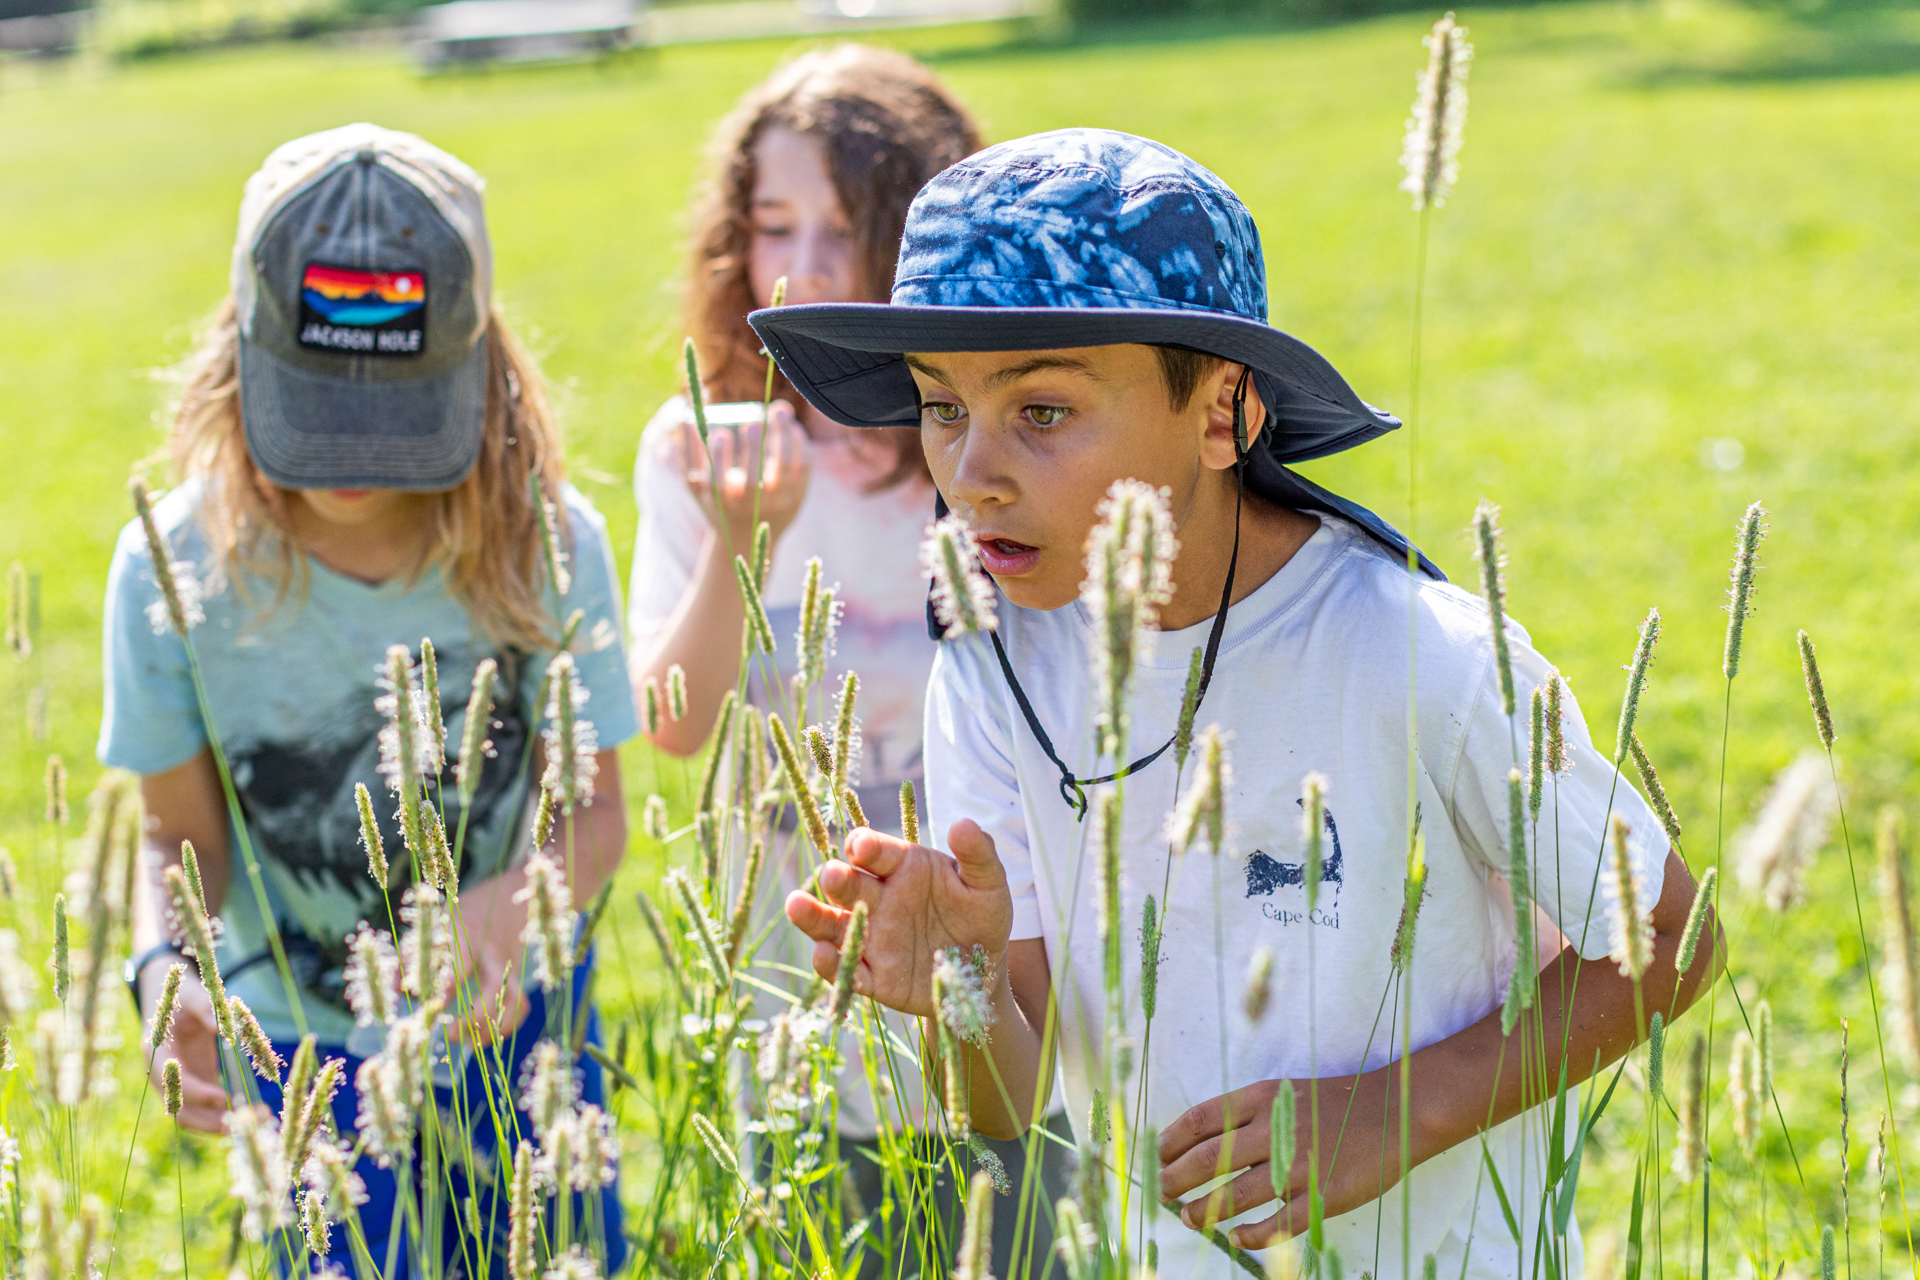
239, 338, 487, 492
749, 302, 1398, 464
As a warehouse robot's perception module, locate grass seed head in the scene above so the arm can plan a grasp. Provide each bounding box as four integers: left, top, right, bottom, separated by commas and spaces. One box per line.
830, 900, 869, 1026
1723, 502, 1767, 679
1544, 670, 1571, 775
696, 690, 736, 820
955, 1170, 997, 1280
224, 1103, 293, 1241
516, 853, 576, 993
163, 1058, 183, 1117
900, 779, 920, 845
725, 839, 766, 971
1302, 771, 1329, 912
1799, 629, 1836, 749
1876, 806, 1920, 1070
1400, 12, 1473, 211
922, 514, 998, 640
1629, 734, 1683, 845
149, 962, 183, 1051
1140, 894, 1161, 1020
418, 637, 445, 769
1648, 1011, 1665, 1102
798, 557, 826, 684
640, 678, 661, 736
455, 657, 497, 806
49, 895, 67, 1003
1271, 1083, 1296, 1202
353, 783, 388, 889
226, 995, 282, 1082
43, 756, 65, 826
1392, 824, 1428, 974
534, 484, 571, 598
842, 787, 868, 829
130, 479, 205, 637
1730, 1031, 1759, 1159
1736, 750, 1834, 912
733, 552, 778, 656
804, 724, 833, 779
1677, 867, 1718, 977
690, 1112, 738, 1177
832, 671, 860, 794
641, 794, 670, 843
541, 653, 599, 813
666, 664, 687, 722
1822, 1225, 1836, 1280
933, 946, 995, 1047
1501, 770, 1536, 1034
1606, 815, 1653, 983
1174, 645, 1205, 772
1672, 1034, 1706, 1182
1082, 480, 1177, 759
666, 868, 731, 985
1527, 686, 1545, 821
768, 712, 831, 857
1167, 726, 1229, 857
4, 562, 28, 662
1470, 501, 1516, 717
508, 1140, 540, 1280
1243, 944, 1274, 1023
1615, 608, 1661, 766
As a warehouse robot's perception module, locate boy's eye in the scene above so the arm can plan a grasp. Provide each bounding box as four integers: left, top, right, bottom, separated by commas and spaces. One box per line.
1026, 405, 1070, 427
753, 222, 793, 239
925, 402, 964, 426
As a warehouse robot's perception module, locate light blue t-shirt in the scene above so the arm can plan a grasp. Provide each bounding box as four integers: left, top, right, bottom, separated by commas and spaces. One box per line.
98, 479, 638, 1045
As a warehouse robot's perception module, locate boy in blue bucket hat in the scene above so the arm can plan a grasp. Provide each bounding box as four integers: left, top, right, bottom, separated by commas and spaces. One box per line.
770, 129, 1717, 1276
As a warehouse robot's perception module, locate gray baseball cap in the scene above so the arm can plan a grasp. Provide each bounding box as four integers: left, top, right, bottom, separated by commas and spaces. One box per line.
232, 123, 492, 492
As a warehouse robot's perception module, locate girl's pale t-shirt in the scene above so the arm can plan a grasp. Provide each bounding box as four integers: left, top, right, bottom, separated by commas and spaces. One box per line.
924, 514, 1668, 1280
99, 480, 639, 1048
628, 398, 941, 1138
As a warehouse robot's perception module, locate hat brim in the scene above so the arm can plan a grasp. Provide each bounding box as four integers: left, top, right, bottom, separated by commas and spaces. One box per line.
748, 302, 1399, 465
239, 337, 488, 492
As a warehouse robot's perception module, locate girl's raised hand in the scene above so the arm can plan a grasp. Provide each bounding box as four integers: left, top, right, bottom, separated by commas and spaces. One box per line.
677, 398, 811, 552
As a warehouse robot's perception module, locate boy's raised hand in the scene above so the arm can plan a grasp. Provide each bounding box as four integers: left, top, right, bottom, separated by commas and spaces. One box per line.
785, 819, 1013, 1019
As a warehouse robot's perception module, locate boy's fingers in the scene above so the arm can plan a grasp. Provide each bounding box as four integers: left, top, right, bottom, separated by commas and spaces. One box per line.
810, 939, 844, 984
1160, 1079, 1275, 1162
1227, 1209, 1289, 1251
946, 820, 1006, 892
843, 828, 910, 879
785, 889, 849, 944
1179, 1163, 1276, 1232
178, 1104, 230, 1134
818, 858, 881, 907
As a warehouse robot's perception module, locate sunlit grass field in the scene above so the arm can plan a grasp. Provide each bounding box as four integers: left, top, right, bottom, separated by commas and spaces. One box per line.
1, 1, 1918, 1270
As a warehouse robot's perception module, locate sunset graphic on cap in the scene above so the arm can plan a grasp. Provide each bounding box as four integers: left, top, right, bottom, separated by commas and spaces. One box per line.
301, 264, 426, 327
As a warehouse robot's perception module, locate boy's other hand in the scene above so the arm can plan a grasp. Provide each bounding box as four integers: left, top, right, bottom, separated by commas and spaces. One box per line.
676, 399, 811, 550
146, 969, 234, 1134
784, 819, 1014, 1020
1159, 1074, 1395, 1249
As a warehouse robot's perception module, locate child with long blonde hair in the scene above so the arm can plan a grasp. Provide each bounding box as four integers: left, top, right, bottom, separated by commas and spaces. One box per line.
102, 124, 636, 1274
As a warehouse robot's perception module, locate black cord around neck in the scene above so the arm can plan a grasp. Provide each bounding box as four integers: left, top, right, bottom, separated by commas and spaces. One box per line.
989, 370, 1254, 819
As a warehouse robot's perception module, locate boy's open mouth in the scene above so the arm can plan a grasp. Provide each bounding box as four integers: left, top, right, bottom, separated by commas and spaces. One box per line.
974, 533, 1041, 576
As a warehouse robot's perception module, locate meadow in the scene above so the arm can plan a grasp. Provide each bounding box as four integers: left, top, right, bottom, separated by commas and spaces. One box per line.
1, 0, 1918, 1272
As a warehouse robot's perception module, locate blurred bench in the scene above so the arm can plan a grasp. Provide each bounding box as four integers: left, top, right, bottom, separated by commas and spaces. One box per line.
412, 0, 640, 69
0, 0, 85, 56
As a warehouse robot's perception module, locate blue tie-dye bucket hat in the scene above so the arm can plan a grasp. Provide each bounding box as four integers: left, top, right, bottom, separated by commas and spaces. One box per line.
748, 127, 1439, 576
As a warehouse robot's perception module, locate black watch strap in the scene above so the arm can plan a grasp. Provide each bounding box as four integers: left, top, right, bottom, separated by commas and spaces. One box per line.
123, 942, 186, 1012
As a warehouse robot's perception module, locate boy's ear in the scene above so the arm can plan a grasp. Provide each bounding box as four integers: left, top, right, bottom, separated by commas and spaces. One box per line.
1198, 362, 1266, 472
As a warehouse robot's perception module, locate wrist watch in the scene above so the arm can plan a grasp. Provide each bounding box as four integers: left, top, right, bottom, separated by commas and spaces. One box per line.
123, 943, 186, 1012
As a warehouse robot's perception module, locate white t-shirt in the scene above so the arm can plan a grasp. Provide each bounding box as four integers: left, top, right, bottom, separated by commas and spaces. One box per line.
629, 397, 941, 1138
924, 514, 1667, 1279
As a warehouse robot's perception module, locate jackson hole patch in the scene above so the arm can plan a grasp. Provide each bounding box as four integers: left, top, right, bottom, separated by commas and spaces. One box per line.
297, 263, 427, 357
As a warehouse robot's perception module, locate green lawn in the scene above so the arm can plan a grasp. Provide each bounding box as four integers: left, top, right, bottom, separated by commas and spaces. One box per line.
2, 2, 1918, 1270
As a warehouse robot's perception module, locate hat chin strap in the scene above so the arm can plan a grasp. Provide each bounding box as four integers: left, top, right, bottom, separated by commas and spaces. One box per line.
986, 368, 1253, 819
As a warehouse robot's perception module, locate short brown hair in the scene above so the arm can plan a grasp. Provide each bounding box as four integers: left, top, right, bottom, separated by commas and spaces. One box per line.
1152, 345, 1225, 410
684, 45, 982, 491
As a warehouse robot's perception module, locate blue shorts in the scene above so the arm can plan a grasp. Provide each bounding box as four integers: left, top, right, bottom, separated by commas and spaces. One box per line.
257, 952, 628, 1278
